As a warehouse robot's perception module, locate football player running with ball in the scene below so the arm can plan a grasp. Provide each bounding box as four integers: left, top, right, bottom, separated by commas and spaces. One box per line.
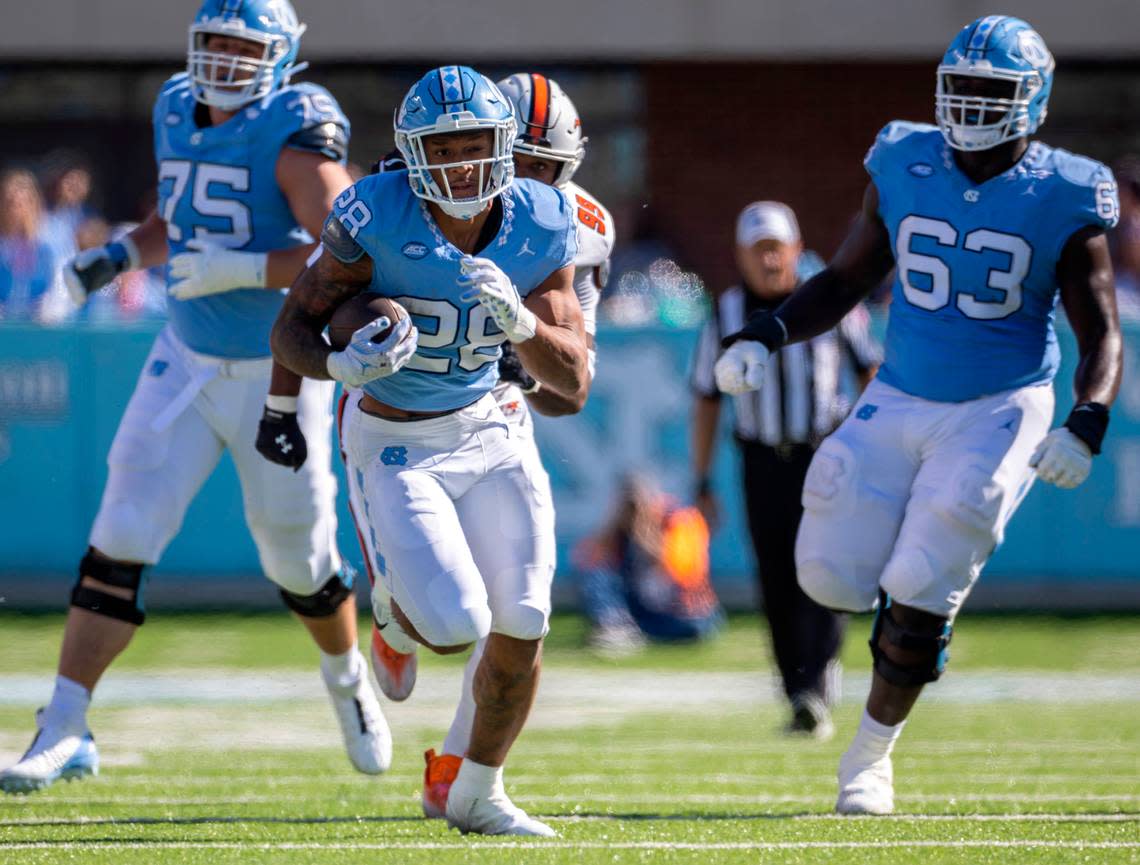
715, 16, 1121, 815
1, 0, 391, 795
271, 66, 588, 836
358, 73, 615, 815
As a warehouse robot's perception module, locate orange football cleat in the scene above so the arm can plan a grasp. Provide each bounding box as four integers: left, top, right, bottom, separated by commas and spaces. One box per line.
370, 620, 417, 702
422, 749, 463, 819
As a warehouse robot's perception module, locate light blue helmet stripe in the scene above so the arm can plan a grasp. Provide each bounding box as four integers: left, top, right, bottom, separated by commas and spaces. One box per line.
439, 65, 464, 112
966, 14, 1007, 58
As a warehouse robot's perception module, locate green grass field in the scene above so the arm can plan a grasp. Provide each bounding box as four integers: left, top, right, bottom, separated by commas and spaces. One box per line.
1, 611, 1138, 864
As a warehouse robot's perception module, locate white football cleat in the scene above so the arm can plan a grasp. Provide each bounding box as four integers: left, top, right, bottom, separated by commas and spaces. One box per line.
323, 669, 392, 775
836, 749, 895, 815
446, 785, 555, 836
1, 709, 99, 794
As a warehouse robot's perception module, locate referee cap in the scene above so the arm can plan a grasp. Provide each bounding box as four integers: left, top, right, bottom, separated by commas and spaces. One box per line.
735, 201, 800, 247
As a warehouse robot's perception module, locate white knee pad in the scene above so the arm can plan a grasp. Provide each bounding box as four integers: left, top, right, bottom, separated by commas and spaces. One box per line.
248, 516, 339, 597
491, 600, 550, 641
796, 555, 874, 613
879, 547, 945, 614
422, 602, 492, 649
393, 567, 493, 649
882, 464, 1003, 618
90, 485, 178, 565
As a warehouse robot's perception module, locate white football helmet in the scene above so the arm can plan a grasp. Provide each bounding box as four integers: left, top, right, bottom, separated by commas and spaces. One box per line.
497, 73, 586, 187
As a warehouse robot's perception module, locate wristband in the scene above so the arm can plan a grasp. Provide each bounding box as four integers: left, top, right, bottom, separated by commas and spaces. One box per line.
722, 312, 788, 351
1063, 402, 1109, 455
115, 235, 142, 271
266, 395, 299, 413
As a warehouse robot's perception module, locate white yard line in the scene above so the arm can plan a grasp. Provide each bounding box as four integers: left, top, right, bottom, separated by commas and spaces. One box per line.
4, 813, 1138, 826
4, 792, 1138, 806
1, 841, 1138, 851
84, 771, 1140, 787
1, 670, 1138, 709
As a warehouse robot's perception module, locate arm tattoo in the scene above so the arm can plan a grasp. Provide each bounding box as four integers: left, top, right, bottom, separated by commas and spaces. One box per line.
270, 250, 373, 379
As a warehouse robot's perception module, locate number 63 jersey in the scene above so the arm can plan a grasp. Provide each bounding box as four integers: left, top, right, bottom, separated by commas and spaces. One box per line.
866, 121, 1119, 403
153, 73, 350, 358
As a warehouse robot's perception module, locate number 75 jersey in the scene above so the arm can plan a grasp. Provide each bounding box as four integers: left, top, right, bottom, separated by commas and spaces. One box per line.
866, 121, 1118, 403
153, 73, 350, 359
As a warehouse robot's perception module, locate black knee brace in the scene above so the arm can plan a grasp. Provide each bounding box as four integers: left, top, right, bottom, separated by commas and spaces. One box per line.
868, 591, 952, 687
279, 572, 353, 618
70, 550, 146, 625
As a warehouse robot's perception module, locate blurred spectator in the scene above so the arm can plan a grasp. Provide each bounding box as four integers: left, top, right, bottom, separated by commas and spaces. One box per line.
574, 473, 724, 654
39, 152, 100, 268
1112, 156, 1140, 319
0, 168, 69, 323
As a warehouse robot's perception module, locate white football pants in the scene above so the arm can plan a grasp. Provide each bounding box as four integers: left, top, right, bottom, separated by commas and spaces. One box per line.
89, 325, 341, 595
795, 378, 1053, 619
341, 391, 555, 648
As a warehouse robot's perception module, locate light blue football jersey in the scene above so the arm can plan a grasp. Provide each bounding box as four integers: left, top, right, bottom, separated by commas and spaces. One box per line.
328, 174, 577, 411
153, 73, 349, 358
867, 121, 1119, 402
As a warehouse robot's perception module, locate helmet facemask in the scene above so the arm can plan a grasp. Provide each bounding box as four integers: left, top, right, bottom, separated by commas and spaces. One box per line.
512, 137, 585, 188
936, 67, 1045, 152
396, 117, 517, 220
187, 24, 300, 111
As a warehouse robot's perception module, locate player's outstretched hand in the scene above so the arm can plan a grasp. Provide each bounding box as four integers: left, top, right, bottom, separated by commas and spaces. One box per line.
326, 316, 418, 388
497, 342, 540, 393
1029, 428, 1092, 489
168, 239, 268, 300
714, 341, 770, 395
255, 401, 308, 471
63, 241, 137, 307
458, 255, 537, 343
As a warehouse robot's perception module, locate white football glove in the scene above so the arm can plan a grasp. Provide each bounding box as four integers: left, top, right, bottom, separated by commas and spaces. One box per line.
1029, 428, 1092, 489
714, 341, 770, 395
325, 316, 418, 388
63, 239, 139, 307
168, 238, 268, 300
458, 255, 537, 343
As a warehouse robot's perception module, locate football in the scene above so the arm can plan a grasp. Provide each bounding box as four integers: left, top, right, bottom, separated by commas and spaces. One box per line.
327, 292, 407, 351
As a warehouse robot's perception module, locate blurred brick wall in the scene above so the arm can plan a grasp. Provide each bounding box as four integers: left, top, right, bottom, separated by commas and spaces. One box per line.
644, 62, 931, 294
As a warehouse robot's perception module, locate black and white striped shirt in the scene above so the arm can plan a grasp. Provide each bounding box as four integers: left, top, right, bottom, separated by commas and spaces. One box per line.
691, 285, 882, 447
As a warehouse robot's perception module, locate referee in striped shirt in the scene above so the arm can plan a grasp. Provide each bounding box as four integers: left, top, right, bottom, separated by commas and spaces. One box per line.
691, 201, 881, 739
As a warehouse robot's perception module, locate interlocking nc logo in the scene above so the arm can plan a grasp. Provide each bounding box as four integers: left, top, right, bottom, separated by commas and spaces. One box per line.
856, 404, 879, 421
381, 446, 408, 466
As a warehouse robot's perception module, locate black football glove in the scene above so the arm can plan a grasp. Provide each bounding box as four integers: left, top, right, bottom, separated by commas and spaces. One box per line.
64, 241, 134, 307
255, 406, 308, 471
497, 342, 540, 393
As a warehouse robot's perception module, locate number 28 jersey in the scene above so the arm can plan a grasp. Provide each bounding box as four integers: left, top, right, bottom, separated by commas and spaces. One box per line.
867, 121, 1118, 403
153, 73, 350, 358
325, 173, 577, 412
